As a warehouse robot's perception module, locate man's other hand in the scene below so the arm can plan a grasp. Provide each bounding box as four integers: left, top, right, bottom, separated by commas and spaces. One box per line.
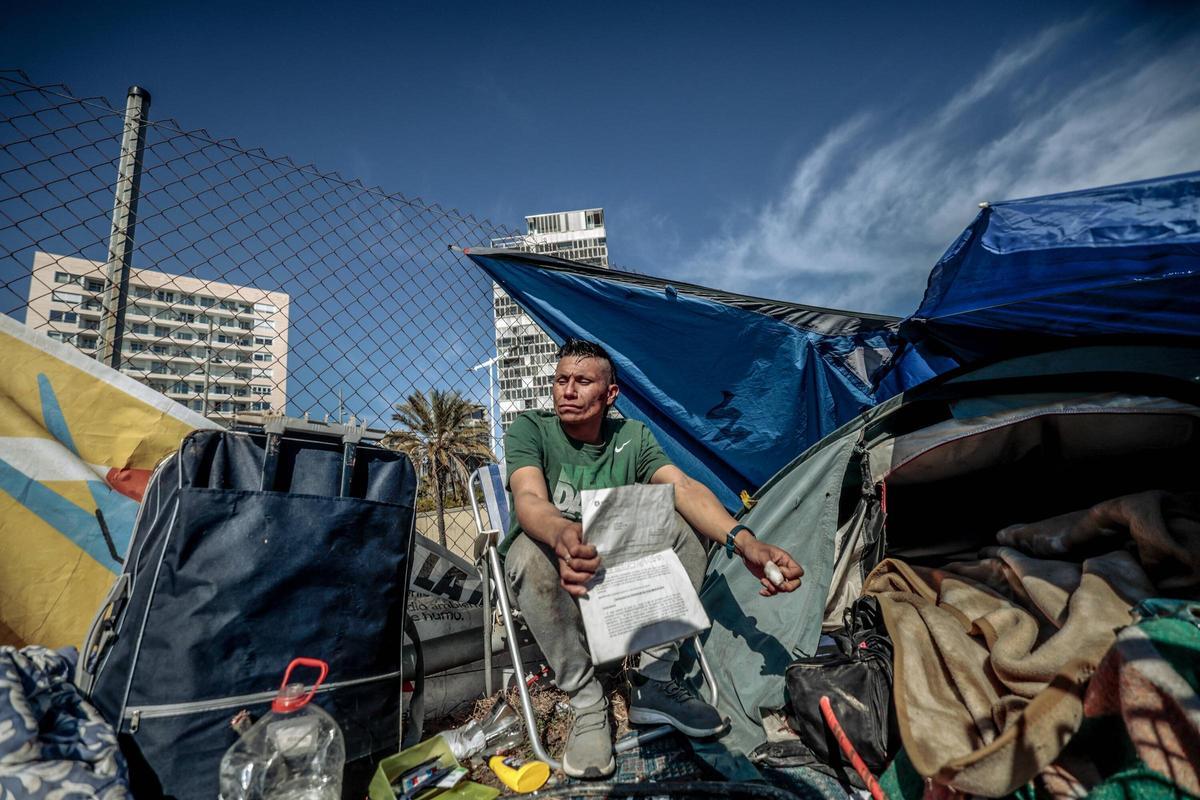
554, 522, 601, 597
741, 539, 803, 597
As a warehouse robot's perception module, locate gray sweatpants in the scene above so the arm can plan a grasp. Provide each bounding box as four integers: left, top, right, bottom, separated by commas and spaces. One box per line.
504, 512, 708, 708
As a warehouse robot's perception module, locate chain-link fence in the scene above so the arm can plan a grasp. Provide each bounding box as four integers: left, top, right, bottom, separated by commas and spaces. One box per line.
0, 70, 541, 558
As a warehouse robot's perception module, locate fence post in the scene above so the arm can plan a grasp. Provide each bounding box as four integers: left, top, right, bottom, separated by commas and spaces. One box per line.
98, 85, 151, 368
203, 317, 214, 416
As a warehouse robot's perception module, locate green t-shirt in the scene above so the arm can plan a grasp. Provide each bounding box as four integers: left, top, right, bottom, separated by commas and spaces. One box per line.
500, 410, 673, 557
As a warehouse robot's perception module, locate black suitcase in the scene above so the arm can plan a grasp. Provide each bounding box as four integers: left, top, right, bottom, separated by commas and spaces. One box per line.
77, 418, 418, 799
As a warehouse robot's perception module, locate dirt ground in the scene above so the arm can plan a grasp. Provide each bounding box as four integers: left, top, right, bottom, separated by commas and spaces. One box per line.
424, 669, 633, 791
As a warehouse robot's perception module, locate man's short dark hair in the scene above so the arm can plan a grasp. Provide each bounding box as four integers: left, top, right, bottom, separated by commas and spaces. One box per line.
556, 338, 618, 385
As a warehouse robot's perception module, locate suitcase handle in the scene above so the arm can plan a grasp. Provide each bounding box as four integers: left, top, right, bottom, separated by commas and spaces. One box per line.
76, 573, 130, 694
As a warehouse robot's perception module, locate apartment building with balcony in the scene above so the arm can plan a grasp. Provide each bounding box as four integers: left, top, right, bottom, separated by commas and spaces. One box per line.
26, 251, 290, 420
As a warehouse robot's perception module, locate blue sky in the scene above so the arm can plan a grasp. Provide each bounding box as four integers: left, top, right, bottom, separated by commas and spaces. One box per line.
4, 0, 1198, 320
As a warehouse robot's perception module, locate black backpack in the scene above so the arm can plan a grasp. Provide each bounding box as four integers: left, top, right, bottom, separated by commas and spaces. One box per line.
77, 424, 418, 800
752, 596, 898, 787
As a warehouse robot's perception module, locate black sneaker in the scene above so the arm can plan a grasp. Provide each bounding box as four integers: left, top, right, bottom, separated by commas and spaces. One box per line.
627, 673, 726, 737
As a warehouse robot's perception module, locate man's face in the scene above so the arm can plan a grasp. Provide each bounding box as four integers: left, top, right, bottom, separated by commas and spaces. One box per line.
552, 356, 618, 427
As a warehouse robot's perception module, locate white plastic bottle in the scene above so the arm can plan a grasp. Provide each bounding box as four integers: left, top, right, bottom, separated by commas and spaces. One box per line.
219, 658, 346, 800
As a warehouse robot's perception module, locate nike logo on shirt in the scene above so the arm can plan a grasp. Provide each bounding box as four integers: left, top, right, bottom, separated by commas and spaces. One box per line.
614, 440, 630, 453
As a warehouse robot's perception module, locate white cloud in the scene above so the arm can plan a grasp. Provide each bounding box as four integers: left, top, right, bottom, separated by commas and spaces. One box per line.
685, 17, 1200, 316
933, 16, 1087, 129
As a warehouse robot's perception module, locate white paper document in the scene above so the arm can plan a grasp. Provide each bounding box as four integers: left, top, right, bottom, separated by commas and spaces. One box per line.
577, 484, 710, 665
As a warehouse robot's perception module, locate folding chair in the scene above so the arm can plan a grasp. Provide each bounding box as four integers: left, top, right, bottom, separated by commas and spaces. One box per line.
468, 464, 722, 771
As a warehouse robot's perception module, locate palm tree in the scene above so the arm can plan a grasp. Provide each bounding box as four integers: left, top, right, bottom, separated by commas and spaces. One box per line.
384, 388, 494, 546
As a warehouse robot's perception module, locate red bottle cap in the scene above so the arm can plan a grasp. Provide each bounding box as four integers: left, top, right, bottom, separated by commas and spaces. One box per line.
272, 657, 329, 713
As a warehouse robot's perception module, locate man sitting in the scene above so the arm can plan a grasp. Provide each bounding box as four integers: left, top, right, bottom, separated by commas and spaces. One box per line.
502, 338, 803, 778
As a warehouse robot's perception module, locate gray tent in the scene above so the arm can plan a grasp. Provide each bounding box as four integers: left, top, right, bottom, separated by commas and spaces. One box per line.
693, 341, 1200, 788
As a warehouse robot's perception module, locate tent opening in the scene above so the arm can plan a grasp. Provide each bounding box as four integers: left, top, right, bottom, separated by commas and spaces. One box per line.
877, 399, 1200, 565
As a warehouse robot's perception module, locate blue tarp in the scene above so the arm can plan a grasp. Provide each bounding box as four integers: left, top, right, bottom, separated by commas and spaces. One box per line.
466, 250, 897, 509
878, 170, 1200, 398
467, 170, 1200, 504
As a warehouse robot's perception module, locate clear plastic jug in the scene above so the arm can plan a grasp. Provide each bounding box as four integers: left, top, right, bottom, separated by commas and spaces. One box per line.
218, 658, 346, 800
440, 700, 525, 760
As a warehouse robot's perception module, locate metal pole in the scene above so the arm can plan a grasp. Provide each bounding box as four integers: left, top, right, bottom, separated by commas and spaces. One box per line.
486, 359, 496, 454
98, 86, 151, 369
202, 317, 214, 418
471, 354, 501, 456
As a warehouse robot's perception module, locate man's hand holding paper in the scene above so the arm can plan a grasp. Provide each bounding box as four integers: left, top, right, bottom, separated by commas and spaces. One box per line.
575, 484, 711, 665
553, 521, 600, 598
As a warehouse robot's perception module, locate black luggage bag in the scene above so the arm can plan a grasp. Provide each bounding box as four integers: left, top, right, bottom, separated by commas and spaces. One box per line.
753, 596, 898, 787
77, 422, 418, 799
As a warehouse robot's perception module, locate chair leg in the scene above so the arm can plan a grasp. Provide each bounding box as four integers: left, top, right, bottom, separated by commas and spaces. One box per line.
480, 559, 493, 697
487, 546, 561, 770
694, 633, 720, 708
615, 723, 673, 753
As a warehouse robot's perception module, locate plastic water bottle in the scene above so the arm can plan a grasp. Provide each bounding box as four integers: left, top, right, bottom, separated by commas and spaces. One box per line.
440, 700, 525, 760
219, 658, 346, 800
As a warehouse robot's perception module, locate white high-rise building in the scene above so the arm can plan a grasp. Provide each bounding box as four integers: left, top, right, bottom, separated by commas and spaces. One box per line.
491, 208, 608, 431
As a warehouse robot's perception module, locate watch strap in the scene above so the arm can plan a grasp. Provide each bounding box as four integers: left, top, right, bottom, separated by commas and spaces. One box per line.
725, 524, 752, 558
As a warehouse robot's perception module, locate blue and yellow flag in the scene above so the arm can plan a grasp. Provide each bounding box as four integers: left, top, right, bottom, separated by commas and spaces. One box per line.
0, 314, 215, 648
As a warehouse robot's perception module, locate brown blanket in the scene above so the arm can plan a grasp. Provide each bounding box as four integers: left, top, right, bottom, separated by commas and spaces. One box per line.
996, 490, 1200, 593
864, 548, 1155, 796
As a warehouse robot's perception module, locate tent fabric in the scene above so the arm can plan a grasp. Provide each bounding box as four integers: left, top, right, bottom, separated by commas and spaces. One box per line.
466, 248, 898, 509
879, 170, 1200, 399
467, 172, 1199, 503
463, 173, 1200, 785
691, 431, 861, 772
0, 314, 215, 649
473, 250, 897, 337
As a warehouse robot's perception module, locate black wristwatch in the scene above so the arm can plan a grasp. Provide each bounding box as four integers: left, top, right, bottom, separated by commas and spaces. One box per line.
725, 524, 753, 558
